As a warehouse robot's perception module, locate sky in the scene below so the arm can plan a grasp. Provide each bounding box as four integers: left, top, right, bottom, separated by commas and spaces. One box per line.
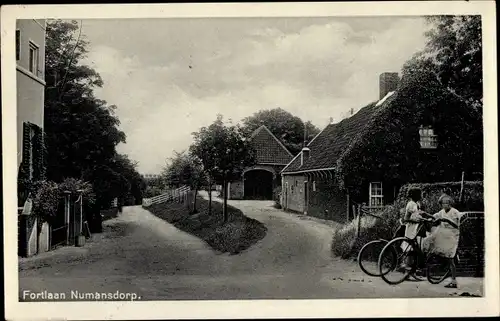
79, 17, 431, 174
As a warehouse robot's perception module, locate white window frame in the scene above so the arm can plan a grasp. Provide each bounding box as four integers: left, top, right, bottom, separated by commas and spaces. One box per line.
28, 40, 40, 75
369, 182, 384, 207
16, 29, 21, 61
419, 125, 438, 149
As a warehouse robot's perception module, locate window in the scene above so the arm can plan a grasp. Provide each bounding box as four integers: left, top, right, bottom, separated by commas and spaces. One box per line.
312, 181, 316, 192
28, 41, 39, 74
16, 30, 20, 61
419, 125, 438, 149
369, 182, 384, 207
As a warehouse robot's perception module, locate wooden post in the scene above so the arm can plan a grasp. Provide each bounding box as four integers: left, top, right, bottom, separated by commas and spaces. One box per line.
63, 191, 71, 245
356, 204, 362, 239
459, 171, 465, 204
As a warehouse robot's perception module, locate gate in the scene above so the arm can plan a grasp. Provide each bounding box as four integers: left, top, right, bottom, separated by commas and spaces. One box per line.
49, 197, 68, 249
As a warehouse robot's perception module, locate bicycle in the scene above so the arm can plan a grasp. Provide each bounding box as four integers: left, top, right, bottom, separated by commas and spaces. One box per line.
358, 218, 425, 281
377, 217, 456, 285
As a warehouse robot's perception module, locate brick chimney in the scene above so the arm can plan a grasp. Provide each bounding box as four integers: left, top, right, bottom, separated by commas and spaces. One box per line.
379, 72, 399, 100
300, 147, 310, 166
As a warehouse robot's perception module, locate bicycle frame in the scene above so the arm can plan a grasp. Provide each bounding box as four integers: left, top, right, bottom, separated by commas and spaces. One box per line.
389, 221, 430, 270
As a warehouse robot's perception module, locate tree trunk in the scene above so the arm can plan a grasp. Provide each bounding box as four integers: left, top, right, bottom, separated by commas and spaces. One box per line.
208, 177, 212, 216
223, 179, 228, 223
192, 186, 198, 214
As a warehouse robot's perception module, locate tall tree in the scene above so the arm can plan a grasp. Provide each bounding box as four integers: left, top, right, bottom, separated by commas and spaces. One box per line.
43, 20, 141, 207
241, 108, 320, 154
399, 15, 483, 176
190, 115, 256, 221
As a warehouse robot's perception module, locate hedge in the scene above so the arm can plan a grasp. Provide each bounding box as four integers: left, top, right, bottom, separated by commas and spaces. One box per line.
397, 181, 484, 213
332, 180, 483, 259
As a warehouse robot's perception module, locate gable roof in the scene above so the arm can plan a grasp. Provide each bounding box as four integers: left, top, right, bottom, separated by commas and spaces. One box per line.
249, 125, 294, 165
282, 92, 397, 174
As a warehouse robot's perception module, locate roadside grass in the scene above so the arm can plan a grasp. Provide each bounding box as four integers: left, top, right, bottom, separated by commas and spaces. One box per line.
331, 206, 397, 260
145, 197, 267, 254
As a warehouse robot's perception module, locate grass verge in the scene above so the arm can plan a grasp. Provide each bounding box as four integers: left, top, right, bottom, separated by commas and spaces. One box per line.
145, 196, 267, 254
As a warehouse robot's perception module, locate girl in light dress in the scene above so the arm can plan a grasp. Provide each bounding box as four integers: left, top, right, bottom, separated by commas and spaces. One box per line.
422, 194, 461, 288
401, 188, 425, 270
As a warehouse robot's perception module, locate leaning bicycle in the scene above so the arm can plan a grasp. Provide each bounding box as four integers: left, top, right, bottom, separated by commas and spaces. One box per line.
358, 218, 424, 281
377, 217, 456, 285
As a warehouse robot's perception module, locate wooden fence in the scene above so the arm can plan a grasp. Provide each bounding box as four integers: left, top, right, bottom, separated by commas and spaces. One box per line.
142, 185, 191, 207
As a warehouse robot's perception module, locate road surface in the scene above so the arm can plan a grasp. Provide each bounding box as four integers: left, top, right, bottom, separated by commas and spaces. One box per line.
19, 193, 483, 300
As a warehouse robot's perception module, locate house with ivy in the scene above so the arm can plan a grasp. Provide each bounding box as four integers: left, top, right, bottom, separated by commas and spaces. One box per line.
280, 72, 483, 222
227, 125, 293, 200
17, 19, 48, 257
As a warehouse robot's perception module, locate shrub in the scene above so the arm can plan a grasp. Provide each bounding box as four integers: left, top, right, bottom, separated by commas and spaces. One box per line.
331, 181, 483, 259
331, 206, 398, 259
59, 177, 96, 205
30, 181, 60, 223
398, 181, 483, 212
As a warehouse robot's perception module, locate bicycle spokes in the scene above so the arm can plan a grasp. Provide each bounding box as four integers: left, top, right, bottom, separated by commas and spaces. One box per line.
379, 238, 417, 285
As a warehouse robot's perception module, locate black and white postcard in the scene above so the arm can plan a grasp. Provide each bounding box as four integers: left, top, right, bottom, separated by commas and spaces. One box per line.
2, 2, 498, 320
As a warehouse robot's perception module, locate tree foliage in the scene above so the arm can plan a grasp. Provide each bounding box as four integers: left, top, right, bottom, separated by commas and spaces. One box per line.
190, 115, 257, 221
163, 151, 206, 189
43, 20, 143, 208
241, 108, 320, 155
336, 16, 483, 193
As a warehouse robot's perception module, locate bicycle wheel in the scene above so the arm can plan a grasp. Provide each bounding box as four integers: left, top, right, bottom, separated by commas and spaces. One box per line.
379, 237, 418, 285
426, 254, 451, 284
358, 239, 388, 277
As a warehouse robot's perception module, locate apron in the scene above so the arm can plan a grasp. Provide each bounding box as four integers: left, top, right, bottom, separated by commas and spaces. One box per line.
422, 208, 460, 258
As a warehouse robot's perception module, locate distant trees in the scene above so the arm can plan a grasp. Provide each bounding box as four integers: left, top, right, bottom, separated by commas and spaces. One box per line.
241, 108, 320, 154
162, 151, 206, 213
190, 115, 256, 221
41, 19, 143, 208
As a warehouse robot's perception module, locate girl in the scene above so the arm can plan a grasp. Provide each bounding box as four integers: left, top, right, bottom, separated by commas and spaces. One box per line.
423, 194, 461, 288
401, 187, 424, 270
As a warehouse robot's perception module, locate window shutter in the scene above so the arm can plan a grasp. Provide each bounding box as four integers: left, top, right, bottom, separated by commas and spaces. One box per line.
21, 122, 32, 179
32, 125, 45, 180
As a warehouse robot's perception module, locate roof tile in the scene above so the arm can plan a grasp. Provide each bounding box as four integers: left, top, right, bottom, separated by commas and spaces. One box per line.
282, 101, 382, 173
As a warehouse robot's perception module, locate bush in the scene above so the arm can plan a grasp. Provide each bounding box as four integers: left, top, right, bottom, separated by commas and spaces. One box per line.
30, 181, 60, 222
398, 181, 483, 212
331, 206, 398, 259
331, 181, 483, 259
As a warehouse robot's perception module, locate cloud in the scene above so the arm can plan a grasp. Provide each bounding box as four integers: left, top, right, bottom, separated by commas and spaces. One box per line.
81, 17, 429, 173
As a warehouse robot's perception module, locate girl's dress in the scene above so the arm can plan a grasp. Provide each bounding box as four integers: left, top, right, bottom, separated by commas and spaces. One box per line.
402, 200, 423, 251
422, 207, 461, 258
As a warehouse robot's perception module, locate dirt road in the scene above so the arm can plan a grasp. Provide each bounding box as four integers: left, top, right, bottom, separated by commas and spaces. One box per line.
19, 194, 483, 300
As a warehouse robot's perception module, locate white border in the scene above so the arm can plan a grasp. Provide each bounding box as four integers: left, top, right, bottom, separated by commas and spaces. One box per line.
2, 2, 498, 320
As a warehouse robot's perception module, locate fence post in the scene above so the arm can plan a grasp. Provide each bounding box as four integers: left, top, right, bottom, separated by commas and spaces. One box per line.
356, 204, 362, 240
64, 191, 72, 245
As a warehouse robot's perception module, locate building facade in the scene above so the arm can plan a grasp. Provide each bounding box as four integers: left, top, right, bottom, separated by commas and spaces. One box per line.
281, 72, 483, 223
227, 125, 293, 200
16, 19, 46, 179
17, 19, 47, 257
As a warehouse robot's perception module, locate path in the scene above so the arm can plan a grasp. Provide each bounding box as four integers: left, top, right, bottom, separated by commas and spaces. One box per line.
19, 193, 483, 300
